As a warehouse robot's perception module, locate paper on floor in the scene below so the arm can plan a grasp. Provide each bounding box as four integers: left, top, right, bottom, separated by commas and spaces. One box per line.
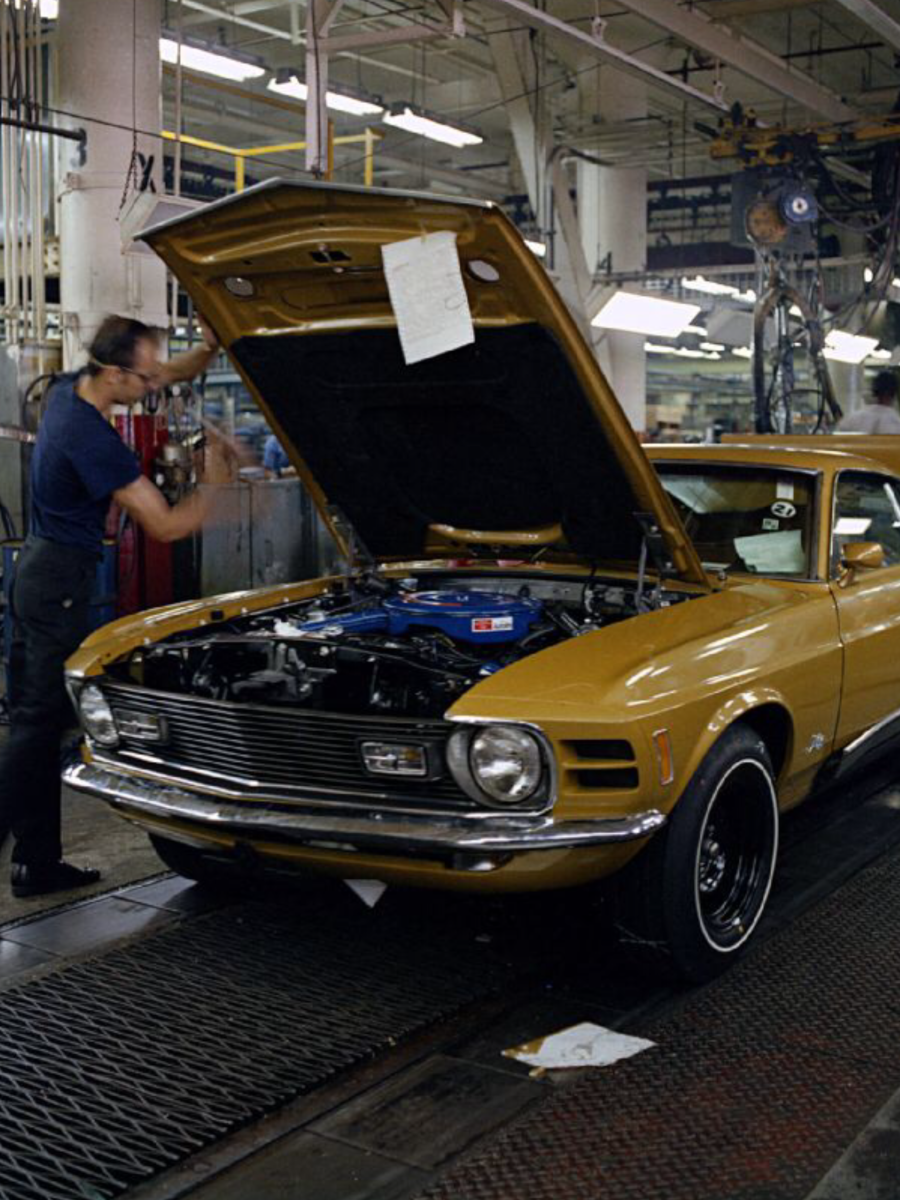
503, 1021, 655, 1072
382, 230, 474, 365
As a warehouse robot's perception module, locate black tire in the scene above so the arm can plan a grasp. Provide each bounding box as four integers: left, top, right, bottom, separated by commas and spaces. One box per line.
613, 724, 779, 983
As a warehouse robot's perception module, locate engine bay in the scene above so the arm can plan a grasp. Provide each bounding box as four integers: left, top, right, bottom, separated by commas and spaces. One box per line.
108, 572, 691, 718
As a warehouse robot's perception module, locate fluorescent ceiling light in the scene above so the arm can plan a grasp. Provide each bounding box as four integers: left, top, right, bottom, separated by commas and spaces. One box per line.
645, 343, 721, 360
12, 0, 56, 13
685, 324, 708, 336
732, 346, 753, 358
682, 276, 755, 304
869, 348, 893, 360
682, 275, 739, 297
383, 105, 482, 148
524, 239, 546, 258
823, 330, 880, 365
593, 292, 700, 338
700, 341, 726, 352
160, 37, 265, 82
268, 77, 383, 116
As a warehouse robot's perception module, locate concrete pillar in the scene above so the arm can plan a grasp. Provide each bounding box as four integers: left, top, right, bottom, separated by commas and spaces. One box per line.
57, 0, 168, 369
580, 71, 648, 432
830, 360, 864, 416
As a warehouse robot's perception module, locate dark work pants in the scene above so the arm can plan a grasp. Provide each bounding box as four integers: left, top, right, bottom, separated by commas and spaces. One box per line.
0, 537, 95, 866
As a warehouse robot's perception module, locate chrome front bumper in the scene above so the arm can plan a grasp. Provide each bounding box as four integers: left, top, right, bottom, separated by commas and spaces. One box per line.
64, 761, 667, 856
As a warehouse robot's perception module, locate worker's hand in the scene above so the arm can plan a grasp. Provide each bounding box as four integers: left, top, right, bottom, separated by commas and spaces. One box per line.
197, 314, 220, 352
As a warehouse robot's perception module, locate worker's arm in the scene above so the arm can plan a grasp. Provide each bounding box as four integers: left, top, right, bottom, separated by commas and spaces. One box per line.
112, 440, 234, 543
157, 315, 220, 387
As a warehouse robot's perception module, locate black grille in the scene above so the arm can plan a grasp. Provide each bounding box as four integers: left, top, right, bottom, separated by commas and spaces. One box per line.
101, 683, 474, 809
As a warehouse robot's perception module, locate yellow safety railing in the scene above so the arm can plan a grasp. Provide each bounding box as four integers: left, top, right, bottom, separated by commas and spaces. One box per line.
161, 125, 381, 191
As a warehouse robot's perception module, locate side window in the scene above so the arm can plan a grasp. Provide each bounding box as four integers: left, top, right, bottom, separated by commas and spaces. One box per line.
832, 473, 900, 571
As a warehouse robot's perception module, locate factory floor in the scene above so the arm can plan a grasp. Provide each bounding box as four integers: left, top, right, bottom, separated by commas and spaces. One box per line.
1, 751, 900, 1199
0, 778, 160, 925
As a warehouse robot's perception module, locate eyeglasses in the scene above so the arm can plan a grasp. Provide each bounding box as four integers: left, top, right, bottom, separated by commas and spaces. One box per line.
120, 365, 158, 384
88, 354, 158, 384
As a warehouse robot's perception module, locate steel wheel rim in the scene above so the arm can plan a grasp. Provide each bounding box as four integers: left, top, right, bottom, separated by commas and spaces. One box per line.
694, 757, 778, 952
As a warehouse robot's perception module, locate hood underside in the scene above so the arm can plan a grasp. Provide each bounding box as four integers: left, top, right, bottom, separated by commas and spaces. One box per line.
142, 180, 707, 584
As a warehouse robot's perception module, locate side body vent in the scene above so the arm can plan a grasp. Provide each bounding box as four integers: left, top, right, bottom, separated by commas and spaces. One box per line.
561, 739, 639, 791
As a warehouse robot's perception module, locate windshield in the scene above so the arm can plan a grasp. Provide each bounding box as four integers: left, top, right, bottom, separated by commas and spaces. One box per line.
655, 464, 816, 578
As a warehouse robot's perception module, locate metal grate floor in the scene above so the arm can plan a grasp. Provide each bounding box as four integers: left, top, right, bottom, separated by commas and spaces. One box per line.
416, 841, 900, 1200
0, 893, 509, 1200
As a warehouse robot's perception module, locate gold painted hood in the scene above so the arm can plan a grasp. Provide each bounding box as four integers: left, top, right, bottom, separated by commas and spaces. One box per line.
142, 179, 707, 585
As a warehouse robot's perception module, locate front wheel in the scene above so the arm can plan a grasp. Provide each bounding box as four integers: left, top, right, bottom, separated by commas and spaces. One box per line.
613, 725, 779, 983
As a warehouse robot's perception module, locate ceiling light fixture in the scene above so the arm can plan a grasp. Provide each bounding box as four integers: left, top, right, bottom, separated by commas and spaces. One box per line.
681, 275, 739, 297
524, 239, 547, 258
268, 75, 383, 116
383, 104, 483, 148
592, 292, 701, 338
823, 330, 881, 364
645, 343, 721, 360
20, 0, 57, 16
160, 35, 266, 82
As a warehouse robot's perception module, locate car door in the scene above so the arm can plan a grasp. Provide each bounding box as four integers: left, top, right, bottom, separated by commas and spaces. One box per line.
829, 469, 900, 743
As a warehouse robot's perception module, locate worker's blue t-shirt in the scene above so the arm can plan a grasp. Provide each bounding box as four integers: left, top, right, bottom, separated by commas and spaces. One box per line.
30, 373, 141, 555
263, 433, 290, 475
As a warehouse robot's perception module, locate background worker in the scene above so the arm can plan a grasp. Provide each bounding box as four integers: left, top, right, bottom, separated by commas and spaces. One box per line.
263, 431, 294, 479
838, 369, 900, 433
0, 314, 234, 898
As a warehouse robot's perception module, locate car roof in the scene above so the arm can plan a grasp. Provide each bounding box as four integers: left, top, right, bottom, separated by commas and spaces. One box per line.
644, 441, 900, 477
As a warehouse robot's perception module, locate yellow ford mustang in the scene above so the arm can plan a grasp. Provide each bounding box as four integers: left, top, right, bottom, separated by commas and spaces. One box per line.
63, 181, 900, 982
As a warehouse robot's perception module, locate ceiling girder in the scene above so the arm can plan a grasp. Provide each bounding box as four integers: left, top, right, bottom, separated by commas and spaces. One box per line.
477, 0, 728, 112
613, 0, 858, 122
828, 0, 900, 52
702, 0, 815, 16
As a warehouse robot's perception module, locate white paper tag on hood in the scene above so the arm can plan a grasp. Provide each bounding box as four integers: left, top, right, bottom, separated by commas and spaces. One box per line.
382, 230, 475, 365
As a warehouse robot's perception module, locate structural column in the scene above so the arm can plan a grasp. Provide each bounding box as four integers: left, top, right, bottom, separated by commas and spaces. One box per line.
580, 70, 648, 432
57, 0, 168, 368
829, 360, 864, 418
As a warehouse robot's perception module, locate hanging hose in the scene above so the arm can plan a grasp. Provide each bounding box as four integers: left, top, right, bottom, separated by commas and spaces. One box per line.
753, 267, 842, 434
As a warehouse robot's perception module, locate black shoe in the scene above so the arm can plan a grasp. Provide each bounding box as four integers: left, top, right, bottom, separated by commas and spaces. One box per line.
11, 861, 101, 899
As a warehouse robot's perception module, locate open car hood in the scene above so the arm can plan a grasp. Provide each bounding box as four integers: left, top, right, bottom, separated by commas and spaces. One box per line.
142, 180, 707, 586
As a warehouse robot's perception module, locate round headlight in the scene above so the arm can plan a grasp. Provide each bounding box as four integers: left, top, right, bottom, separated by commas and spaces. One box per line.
469, 726, 543, 804
79, 684, 119, 747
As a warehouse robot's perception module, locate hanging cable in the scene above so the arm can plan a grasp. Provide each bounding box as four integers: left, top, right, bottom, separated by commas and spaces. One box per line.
117, 0, 140, 213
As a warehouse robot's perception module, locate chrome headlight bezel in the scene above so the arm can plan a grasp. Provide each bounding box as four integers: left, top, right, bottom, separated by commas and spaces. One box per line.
446, 722, 553, 809
77, 683, 119, 747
